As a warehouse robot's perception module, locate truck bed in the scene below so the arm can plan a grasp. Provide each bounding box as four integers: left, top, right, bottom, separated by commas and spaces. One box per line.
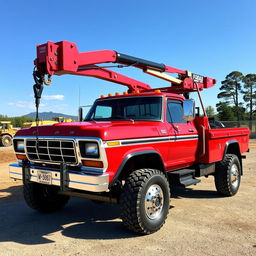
194, 117, 250, 164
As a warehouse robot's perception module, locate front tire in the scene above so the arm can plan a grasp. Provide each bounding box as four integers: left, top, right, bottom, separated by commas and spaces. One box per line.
1, 134, 12, 147
120, 169, 170, 234
23, 182, 69, 213
214, 154, 241, 196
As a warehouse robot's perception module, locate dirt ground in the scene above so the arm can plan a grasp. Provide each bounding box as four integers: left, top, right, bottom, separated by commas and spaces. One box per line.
0, 142, 255, 256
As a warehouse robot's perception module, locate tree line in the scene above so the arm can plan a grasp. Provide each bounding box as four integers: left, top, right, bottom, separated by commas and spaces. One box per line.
206, 71, 256, 121
0, 114, 34, 128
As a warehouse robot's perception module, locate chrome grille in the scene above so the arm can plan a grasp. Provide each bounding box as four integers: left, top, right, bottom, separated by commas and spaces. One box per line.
26, 139, 77, 164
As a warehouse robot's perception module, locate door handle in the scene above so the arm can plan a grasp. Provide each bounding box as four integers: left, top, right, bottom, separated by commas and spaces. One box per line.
174, 125, 180, 132
188, 129, 195, 132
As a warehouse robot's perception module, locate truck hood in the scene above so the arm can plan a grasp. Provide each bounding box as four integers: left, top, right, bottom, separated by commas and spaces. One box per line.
15, 121, 166, 141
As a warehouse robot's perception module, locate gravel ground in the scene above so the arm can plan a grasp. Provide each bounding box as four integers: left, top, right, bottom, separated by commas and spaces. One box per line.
0, 143, 255, 256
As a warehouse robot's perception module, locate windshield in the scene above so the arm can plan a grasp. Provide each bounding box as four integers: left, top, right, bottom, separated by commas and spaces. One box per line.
85, 96, 162, 121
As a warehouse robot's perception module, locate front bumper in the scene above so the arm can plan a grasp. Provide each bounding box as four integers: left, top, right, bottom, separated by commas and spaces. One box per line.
9, 163, 109, 192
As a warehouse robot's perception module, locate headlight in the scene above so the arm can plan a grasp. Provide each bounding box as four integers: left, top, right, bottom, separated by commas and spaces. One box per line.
79, 141, 99, 158
14, 139, 25, 153
85, 143, 99, 156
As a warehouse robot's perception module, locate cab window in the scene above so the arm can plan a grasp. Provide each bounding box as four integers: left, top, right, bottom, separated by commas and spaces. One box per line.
94, 106, 112, 119
166, 100, 186, 123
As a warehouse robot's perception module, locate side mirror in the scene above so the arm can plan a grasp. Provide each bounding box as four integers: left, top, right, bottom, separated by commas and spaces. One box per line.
183, 99, 195, 121
78, 107, 83, 122
78, 105, 93, 121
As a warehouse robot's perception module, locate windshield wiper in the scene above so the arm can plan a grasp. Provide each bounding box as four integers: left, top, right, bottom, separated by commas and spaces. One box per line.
111, 116, 135, 122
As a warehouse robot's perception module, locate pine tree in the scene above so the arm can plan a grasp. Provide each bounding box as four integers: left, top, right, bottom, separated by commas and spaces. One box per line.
242, 74, 256, 121
218, 71, 244, 120
216, 102, 236, 121
205, 106, 216, 117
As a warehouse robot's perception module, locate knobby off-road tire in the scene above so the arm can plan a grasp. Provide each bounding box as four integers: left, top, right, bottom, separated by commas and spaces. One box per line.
214, 154, 241, 196
120, 169, 170, 234
23, 182, 69, 213
0, 134, 12, 147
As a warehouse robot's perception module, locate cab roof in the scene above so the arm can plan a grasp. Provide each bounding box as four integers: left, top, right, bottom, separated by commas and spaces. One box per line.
96, 91, 185, 101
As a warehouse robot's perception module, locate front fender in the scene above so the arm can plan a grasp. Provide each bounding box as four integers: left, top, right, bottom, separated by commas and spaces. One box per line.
109, 148, 165, 187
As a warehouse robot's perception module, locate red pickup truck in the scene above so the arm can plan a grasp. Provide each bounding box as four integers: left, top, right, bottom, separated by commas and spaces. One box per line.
9, 41, 250, 234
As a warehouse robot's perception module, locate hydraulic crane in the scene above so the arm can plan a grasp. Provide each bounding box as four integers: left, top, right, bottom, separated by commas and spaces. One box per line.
34, 40, 216, 93
32, 40, 216, 122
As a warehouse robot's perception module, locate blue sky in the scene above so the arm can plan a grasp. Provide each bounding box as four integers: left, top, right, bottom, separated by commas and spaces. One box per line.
0, 0, 256, 116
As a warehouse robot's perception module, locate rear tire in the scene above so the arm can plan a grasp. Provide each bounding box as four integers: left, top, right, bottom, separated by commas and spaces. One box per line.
0, 134, 12, 147
214, 154, 241, 196
23, 182, 69, 213
120, 169, 170, 234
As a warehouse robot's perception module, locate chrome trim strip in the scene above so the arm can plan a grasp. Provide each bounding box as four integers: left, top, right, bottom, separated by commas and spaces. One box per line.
103, 135, 199, 147
9, 163, 109, 192
14, 136, 103, 139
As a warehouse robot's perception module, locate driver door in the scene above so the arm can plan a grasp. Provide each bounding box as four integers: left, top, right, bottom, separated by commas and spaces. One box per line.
165, 99, 198, 170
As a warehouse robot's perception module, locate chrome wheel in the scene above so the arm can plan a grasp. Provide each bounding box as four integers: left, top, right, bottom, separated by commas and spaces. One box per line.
145, 184, 164, 220
120, 169, 170, 234
215, 154, 241, 196
230, 164, 239, 188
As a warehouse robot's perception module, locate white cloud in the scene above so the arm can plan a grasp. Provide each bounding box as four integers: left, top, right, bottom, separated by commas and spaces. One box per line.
42, 95, 64, 101
8, 101, 45, 110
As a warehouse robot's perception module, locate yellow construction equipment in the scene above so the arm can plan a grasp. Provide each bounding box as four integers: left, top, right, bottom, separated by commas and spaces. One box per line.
52, 116, 74, 122
22, 120, 57, 128
0, 121, 18, 147
22, 117, 74, 128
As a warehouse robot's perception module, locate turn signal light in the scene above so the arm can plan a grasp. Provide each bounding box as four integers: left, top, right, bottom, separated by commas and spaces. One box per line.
107, 141, 120, 146
82, 160, 103, 168
16, 154, 27, 160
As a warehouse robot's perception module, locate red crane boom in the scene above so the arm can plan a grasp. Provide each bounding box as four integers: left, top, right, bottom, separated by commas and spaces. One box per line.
34, 40, 216, 93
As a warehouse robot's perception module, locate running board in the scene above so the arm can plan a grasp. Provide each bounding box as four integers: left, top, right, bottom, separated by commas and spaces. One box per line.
169, 169, 201, 187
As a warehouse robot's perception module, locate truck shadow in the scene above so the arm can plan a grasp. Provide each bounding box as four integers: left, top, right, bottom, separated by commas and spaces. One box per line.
0, 184, 23, 203
172, 186, 220, 199
0, 186, 220, 245
0, 197, 139, 245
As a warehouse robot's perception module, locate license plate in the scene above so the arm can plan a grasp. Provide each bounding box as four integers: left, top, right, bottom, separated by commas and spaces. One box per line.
37, 171, 52, 185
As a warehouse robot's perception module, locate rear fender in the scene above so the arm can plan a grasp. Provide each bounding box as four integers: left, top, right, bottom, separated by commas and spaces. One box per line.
224, 140, 243, 175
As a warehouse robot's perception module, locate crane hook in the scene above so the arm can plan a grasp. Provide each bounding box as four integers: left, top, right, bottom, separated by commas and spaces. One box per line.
42, 75, 52, 85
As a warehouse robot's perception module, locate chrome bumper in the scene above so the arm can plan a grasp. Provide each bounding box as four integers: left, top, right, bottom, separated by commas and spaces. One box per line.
9, 163, 109, 192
